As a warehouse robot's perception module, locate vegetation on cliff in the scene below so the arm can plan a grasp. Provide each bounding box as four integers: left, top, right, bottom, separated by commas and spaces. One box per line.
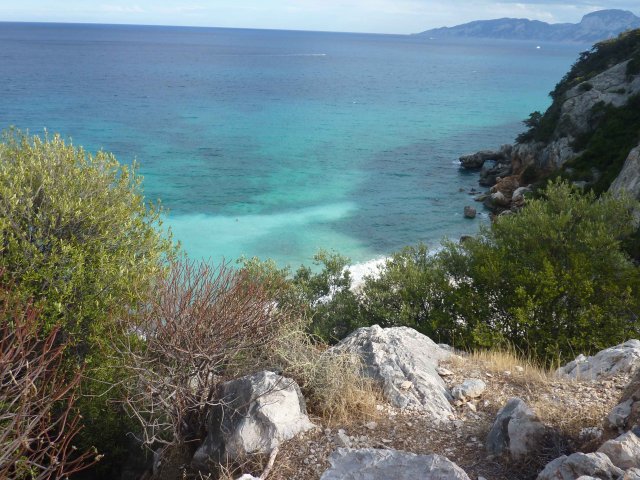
518, 29, 640, 146
516, 29, 640, 193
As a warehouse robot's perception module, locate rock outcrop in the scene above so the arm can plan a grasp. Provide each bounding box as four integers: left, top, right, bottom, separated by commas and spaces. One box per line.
605, 368, 640, 435
320, 448, 471, 480
598, 432, 640, 470
486, 398, 547, 460
331, 325, 453, 421
192, 371, 314, 469
459, 145, 511, 170
461, 32, 640, 214
537, 452, 624, 480
611, 145, 640, 201
556, 340, 640, 381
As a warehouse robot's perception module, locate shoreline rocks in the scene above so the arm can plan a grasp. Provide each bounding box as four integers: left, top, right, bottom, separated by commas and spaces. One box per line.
459, 145, 512, 170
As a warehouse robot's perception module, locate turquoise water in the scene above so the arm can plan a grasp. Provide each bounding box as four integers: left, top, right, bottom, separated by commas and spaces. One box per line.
0, 23, 587, 267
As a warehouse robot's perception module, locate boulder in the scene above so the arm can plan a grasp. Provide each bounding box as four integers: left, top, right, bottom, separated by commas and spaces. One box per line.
331, 326, 453, 421
463, 206, 477, 219
556, 341, 640, 380
486, 398, 546, 460
598, 432, 640, 470
620, 468, 640, 479
606, 400, 634, 431
512, 186, 532, 202
490, 191, 510, 207
537, 452, 624, 480
192, 371, 314, 469
606, 369, 640, 438
320, 448, 471, 480
490, 175, 521, 197
451, 379, 486, 401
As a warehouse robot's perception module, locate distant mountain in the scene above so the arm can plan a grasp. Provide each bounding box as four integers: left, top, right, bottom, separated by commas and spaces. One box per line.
417, 9, 640, 42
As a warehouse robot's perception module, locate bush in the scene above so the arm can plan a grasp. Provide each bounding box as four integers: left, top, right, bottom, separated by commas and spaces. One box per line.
358, 181, 640, 364
240, 251, 363, 343
0, 281, 96, 479
119, 259, 287, 476
0, 130, 175, 477
267, 326, 380, 425
0, 130, 174, 349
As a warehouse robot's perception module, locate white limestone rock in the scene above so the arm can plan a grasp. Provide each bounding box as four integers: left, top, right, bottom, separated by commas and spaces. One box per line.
598, 432, 640, 470
562, 61, 640, 138
620, 468, 640, 480
606, 400, 635, 431
486, 398, 546, 460
452, 379, 486, 400
556, 341, 640, 380
192, 371, 315, 469
331, 326, 454, 421
537, 452, 624, 480
320, 448, 471, 480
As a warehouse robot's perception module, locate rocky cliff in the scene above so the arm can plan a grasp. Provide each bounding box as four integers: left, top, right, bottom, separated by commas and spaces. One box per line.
419, 9, 640, 42
460, 28, 640, 212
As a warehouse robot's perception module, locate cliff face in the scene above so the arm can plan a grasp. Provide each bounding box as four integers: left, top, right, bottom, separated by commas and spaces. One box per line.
459, 29, 640, 213
511, 58, 640, 178
610, 146, 640, 200
418, 9, 640, 43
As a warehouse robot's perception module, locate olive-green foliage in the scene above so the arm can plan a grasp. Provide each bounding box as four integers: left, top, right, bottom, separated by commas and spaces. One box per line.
360, 181, 640, 364
240, 250, 362, 342
0, 130, 174, 477
0, 130, 174, 348
359, 244, 462, 340
564, 94, 640, 193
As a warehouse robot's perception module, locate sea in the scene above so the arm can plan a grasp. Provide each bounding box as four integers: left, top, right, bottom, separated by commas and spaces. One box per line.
0, 22, 587, 268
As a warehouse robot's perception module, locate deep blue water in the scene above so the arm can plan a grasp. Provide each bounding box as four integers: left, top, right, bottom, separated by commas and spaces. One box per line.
0, 22, 587, 267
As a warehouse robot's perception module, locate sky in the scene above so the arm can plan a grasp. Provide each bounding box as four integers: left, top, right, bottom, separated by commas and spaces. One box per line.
0, 1, 638, 34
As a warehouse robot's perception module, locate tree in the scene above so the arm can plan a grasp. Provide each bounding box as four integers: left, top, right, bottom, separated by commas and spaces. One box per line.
359, 181, 640, 364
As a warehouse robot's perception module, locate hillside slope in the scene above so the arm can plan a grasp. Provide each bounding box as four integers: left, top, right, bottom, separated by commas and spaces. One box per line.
419, 9, 640, 42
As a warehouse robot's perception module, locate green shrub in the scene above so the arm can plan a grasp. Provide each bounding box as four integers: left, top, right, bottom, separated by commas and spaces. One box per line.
627, 53, 640, 77
240, 251, 363, 343
0, 130, 174, 349
357, 181, 640, 364
0, 130, 175, 477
